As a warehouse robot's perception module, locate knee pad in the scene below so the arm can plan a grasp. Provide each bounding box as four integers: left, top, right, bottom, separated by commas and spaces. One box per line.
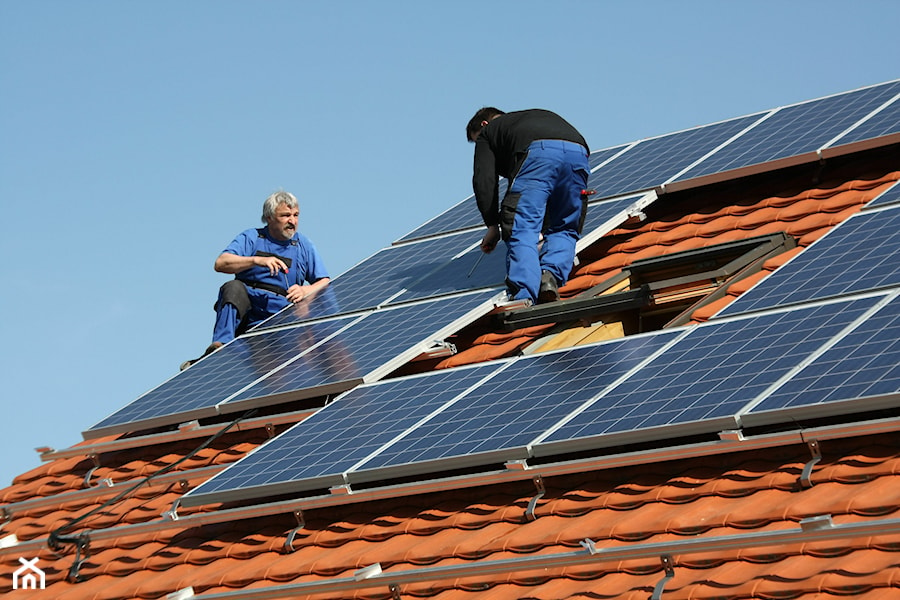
216, 280, 252, 320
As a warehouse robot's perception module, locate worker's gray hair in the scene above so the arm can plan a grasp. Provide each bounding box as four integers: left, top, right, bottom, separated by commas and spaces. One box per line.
262, 191, 299, 223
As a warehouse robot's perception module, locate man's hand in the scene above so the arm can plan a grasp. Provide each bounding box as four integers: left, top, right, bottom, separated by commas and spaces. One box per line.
481, 225, 500, 253
255, 255, 289, 276
285, 284, 307, 303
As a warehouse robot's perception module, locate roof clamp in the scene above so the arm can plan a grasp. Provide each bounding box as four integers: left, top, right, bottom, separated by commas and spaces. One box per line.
162, 499, 181, 521
354, 563, 383, 580
525, 475, 546, 522
283, 510, 306, 554
389, 583, 402, 600
800, 514, 834, 532
579, 538, 599, 555
166, 587, 195, 600
650, 555, 676, 600
800, 439, 822, 489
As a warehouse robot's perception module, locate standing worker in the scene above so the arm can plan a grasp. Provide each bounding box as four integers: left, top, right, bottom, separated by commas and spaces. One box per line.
181, 190, 330, 370
466, 107, 590, 304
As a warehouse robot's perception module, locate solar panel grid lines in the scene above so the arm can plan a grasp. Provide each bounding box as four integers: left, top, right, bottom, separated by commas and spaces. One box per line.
222, 288, 504, 410
349, 330, 680, 483
819, 86, 900, 152
718, 204, 900, 317
531, 295, 883, 457
742, 291, 900, 426
395, 179, 511, 243
586, 112, 766, 199
675, 80, 900, 184
588, 143, 635, 173
84, 314, 361, 439
181, 360, 506, 506
865, 181, 900, 210
254, 228, 488, 330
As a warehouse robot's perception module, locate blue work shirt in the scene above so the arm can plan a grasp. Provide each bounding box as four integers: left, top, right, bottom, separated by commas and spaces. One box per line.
225, 227, 329, 294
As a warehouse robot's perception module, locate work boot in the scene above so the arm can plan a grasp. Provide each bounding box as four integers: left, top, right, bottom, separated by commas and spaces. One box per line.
537, 270, 560, 304
180, 342, 224, 371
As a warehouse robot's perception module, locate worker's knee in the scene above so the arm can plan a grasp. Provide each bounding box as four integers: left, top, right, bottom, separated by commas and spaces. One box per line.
216, 280, 252, 319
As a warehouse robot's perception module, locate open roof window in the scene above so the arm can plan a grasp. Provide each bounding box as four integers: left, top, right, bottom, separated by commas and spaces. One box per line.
494, 232, 796, 346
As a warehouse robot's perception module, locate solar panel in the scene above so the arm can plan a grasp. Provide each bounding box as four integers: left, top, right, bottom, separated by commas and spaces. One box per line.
254, 229, 487, 330
586, 113, 764, 199
396, 180, 510, 243
222, 289, 503, 411
742, 293, 900, 426
865, 181, 900, 210
390, 195, 650, 304
349, 331, 678, 483
588, 144, 631, 171
675, 81, 900, 183
718, 205, 900, 317
532, 296, 880, 456
182, 361, 503, 505
85, 315, 359, 438
822, 84, 900, 151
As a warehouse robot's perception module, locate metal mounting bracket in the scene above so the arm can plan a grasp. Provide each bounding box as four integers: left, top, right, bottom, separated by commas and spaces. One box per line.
525, 475, 546, 522
283, 509, 306, 554
162, 499, 181, 521
389, 583, 402, 599
650, 554, 675, 600
800, 439, 822, 488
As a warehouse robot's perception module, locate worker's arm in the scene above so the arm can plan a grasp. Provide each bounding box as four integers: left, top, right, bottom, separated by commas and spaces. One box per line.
285, 277, 330, 304
214, 252, 288, 276
480, 225, 500, 253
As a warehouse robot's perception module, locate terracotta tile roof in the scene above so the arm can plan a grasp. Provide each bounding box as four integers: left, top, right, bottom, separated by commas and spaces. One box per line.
2, 432, 898, 598
2, 122, 899, 598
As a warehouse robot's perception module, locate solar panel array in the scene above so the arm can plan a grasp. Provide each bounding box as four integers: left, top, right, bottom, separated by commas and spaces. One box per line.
90, 80, 900, 509
86, 289, 501, 438
184, 292, 890, 507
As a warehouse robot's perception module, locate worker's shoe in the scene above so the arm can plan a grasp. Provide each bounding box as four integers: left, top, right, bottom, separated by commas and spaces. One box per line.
537, 271, 560, 304
180, 342, 224, 371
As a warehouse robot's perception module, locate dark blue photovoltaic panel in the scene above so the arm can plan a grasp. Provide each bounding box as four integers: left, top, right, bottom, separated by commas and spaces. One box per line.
354, 331, 677, 476
397, 180, 510, 243
255, 230, 486, 330
826, 83, 900, 148
184, 362, 502, 503
534, 297, 879, 454
866, 181, 900, 210
745, 294, 900, 422
589, 144, 630, 171
676, 81, 900, 182
719, 206, 900, 317
587, 114, 763, 199
224, 289, 500, 407
390, 195, 645, 303
85, 316, 355, 437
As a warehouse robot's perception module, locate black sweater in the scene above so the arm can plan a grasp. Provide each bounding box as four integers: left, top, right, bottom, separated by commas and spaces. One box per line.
472, 109, 588, 226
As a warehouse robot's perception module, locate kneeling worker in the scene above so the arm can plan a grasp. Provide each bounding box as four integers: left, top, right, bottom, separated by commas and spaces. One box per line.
181, 191, 330, 370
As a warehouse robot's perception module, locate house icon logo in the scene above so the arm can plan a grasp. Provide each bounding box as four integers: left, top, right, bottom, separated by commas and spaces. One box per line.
13, 557, 46, 590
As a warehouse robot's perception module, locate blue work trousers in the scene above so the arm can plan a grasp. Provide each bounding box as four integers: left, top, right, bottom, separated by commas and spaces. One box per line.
212, 284, 288, 344
501, 140, 589, 302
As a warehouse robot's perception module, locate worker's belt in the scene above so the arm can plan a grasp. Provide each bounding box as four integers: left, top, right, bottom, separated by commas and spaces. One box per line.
243, 280, 288, 297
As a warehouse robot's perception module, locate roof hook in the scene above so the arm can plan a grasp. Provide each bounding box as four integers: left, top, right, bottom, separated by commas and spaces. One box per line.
283, 509, 306, 554
82, 453, 112, 489
800, 439, 822, 488
525, 475, 546, 522
162, 498, 181, 521
650, 554, 675, 600
389, 583, 402, 599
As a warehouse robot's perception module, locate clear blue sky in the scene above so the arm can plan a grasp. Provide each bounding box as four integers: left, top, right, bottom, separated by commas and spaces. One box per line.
1, 1, 898, 487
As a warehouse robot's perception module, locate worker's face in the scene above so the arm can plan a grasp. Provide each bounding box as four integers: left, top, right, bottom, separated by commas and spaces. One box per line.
267, 203, 299, 241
